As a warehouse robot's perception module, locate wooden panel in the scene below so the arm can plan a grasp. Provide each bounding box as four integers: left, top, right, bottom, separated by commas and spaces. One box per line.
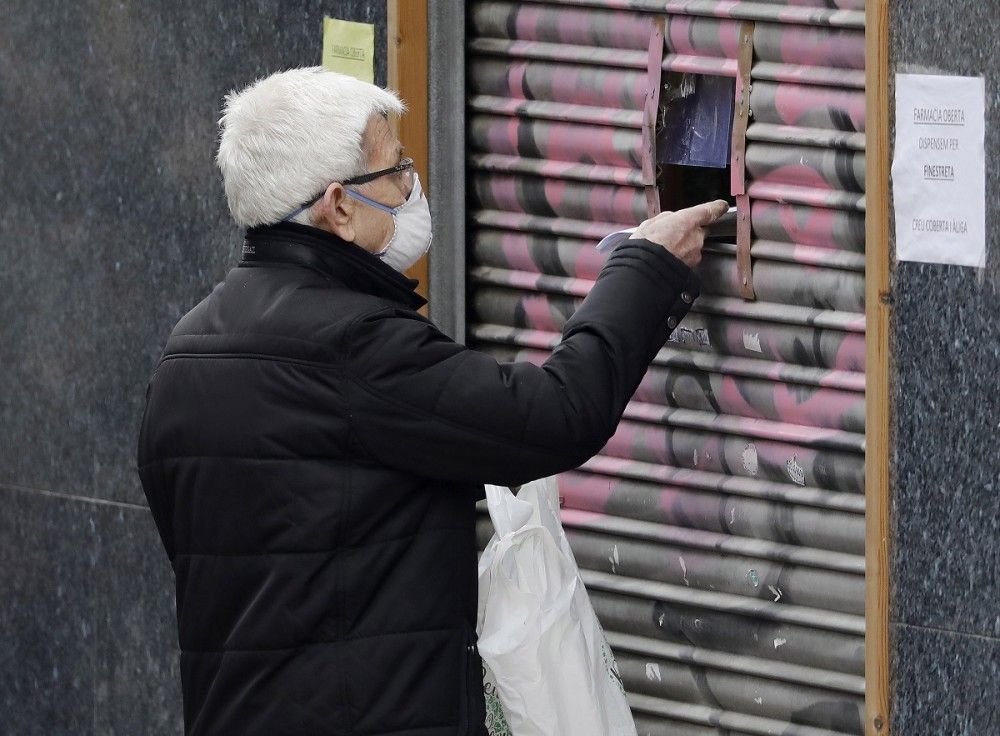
388, 0, 430, 315
863, 1, 891, 735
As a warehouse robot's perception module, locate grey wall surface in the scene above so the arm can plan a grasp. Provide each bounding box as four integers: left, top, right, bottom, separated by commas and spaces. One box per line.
0, 2, 386, 733
888, 2, 1000, 735
427, 1, 466, 342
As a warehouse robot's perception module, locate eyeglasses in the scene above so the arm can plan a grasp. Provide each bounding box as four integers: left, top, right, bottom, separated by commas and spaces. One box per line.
281, 157, 416, 222
344, 157, 415, 188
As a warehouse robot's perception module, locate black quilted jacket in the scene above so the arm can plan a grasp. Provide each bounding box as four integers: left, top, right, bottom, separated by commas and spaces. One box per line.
136, 221, 699, 735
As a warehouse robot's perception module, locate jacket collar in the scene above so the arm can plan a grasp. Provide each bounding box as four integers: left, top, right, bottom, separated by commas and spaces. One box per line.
240, 221, 427, 311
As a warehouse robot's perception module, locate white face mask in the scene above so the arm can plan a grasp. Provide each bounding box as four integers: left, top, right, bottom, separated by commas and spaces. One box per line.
346, 173, 432, 272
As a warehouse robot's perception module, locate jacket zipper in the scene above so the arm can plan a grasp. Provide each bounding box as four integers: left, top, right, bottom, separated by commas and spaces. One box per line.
459, 631, 475, 735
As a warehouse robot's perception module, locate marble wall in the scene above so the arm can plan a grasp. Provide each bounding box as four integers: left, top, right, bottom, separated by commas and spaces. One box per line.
0, 2, 386, 732
889, 2, 1000, 734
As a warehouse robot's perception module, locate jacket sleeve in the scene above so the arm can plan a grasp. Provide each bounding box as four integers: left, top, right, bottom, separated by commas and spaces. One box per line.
340, 239, 701, 487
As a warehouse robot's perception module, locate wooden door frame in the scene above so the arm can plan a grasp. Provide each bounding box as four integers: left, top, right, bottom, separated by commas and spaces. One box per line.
412, 0, 895, 730
387, 0, 430, 316
865, 1, 891, 734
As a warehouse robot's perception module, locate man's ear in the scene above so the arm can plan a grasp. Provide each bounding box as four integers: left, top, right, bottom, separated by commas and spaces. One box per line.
315, 182, 355, 241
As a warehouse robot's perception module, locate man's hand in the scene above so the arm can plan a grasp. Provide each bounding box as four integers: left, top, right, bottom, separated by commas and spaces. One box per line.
631, 199, 730, 268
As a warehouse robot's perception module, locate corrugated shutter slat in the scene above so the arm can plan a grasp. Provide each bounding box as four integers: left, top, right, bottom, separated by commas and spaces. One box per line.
466, 1, 867, 733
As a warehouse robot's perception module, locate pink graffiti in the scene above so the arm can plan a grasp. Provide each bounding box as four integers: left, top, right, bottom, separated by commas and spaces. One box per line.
752, 165, 834, 191
777, 26, 864, 70
772, 83, 865, 131
521, 294, 561, 332
558, 473, 617, 513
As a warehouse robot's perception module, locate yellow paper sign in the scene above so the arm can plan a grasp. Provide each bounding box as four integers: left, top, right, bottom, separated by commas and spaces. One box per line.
322, 17, 375, 83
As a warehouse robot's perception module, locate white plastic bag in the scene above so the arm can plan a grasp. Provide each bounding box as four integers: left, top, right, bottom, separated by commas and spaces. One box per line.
476, 477, 637, 736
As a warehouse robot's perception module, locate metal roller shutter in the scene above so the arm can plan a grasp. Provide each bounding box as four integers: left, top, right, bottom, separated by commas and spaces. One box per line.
466, 2, 866, 734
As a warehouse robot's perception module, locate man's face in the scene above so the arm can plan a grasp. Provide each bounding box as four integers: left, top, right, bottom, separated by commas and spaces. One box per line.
316, 114, 411, 255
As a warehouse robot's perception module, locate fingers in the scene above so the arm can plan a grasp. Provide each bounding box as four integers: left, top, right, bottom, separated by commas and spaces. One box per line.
629, 201, 726, 268
676, 199, 730, 227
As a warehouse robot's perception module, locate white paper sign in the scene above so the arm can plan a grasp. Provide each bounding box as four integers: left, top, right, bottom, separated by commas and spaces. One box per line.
892, 74, 986, 268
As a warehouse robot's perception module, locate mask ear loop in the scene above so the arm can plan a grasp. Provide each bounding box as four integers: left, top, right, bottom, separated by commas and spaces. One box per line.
343, 188, 399, 258
280, 201, 313, 223
344, 188, 400, 215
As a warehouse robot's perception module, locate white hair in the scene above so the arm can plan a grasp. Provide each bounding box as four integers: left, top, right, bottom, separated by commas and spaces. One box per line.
216, 67, 404, 228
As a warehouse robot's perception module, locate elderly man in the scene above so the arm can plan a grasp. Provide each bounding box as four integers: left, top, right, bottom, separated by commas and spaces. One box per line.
137, 67, 727, 736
